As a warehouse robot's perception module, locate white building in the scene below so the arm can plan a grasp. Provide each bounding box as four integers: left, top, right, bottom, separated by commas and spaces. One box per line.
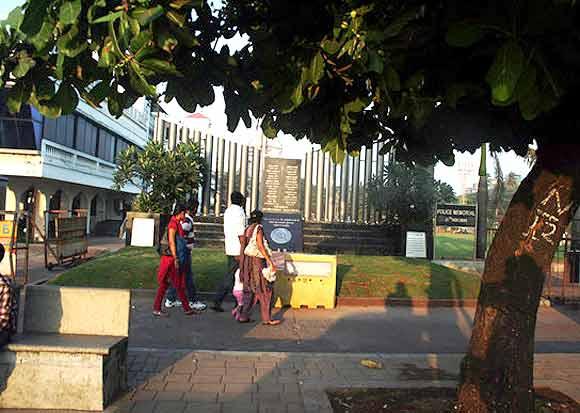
0, 91, 152, 238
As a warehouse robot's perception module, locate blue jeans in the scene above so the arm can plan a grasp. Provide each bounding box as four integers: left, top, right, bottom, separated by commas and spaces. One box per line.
167, 237, 197, 302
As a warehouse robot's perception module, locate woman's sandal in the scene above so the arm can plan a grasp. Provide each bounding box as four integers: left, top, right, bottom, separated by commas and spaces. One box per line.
262, 320, 282, 326
184, 309, 199, 316
152, 310, 169, 317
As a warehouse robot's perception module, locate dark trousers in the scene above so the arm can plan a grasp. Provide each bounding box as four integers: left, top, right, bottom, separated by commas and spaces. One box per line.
240, 289, 273, 322
167, 258, 196, 302
0, 330, 10, 347
214, 255, 239, 304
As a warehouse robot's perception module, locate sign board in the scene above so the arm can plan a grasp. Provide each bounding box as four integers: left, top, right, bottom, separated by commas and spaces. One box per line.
262, 158, 301, 213
131, 217, 155, 247
405, 231, 427, 258
263, 213, 304, 252
0, 220, 15, 276
55, 217, 88, 259
436, 204, 477, 227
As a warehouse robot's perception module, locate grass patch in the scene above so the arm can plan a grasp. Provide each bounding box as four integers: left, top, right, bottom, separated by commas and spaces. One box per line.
51, 247, 481, 299
435, 232, 475, 260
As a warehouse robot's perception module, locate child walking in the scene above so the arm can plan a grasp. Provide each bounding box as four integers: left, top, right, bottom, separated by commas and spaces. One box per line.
231, 268, 243, 320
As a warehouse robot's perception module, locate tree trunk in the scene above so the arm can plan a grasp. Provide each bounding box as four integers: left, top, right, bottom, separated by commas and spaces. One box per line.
457, 144, 580, 413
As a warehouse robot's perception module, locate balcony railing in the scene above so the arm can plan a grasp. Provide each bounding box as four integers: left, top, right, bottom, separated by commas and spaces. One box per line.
42, 140, 117, 179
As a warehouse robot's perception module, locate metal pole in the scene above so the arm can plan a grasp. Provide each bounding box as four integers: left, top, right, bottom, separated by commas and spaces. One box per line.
202, 135, 213, 215
316, 150, 324, 222
324, 153, 331, 221
227, 141, 237, 206
376, 143, 384, 223
215, 138, 225, 215
328, 161, 336, 222
304, 149, 313, 222
251, 147, 260, 211
351, 153, 360, 222
240, 144, 249, 196
340, 155, 349, 222
363, 146, 373, 223
194, 130, 202, 146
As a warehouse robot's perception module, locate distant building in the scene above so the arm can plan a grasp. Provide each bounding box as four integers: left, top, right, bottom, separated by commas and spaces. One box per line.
0, 90, 152, 238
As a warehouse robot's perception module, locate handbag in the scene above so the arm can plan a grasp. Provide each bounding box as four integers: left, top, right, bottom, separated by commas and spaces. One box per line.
244, 224, 271, 258
262, 266, 277, 282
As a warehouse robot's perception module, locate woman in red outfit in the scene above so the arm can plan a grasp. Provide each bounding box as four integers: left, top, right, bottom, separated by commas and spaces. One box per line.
153, 205, 196, 317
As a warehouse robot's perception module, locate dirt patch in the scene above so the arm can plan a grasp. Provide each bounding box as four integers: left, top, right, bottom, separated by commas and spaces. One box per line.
327, 387, 580, 413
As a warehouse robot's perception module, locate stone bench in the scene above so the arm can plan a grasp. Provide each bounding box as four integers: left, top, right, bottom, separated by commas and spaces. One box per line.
0, 285, 130, 411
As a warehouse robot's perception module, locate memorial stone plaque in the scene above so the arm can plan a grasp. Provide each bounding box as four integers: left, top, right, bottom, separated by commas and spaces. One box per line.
435, 204, 477, 227
263, 158, 301, 213
263, 213, 304, 252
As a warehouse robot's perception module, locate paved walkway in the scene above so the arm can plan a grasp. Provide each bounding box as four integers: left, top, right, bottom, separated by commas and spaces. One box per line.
15, 236, 124, 285
102, 350, 580, 413
129, 296, 580, 354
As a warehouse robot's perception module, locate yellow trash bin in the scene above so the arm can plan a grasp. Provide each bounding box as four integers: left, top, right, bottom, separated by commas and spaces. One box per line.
274, 253, 337, 309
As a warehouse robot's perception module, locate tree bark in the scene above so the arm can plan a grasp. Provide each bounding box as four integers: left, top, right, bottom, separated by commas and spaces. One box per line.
457, 144, 580, 413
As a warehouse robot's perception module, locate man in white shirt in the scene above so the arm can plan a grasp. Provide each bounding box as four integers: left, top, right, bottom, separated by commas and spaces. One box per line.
211, 191, 247, 312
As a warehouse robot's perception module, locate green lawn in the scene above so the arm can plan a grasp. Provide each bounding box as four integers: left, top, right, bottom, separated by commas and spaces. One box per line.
434, 232, 475, 260
50, 247, 481, 299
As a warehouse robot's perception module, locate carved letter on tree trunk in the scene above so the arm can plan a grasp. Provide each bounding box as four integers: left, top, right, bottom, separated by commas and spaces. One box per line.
457, 144, 580, 413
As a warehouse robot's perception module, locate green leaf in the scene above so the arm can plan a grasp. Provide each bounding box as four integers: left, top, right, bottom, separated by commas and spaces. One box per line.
140, 58, 182, 76
515, 65, 542, 120
383, 8, 419, 38
21, 0, 50, 35
169, 0, 193, 10
404, 71, 424, 91
92, 11, 124, 24
130, 31, 153, 53
129, 61, 157, 96
34, 77, 55, 101
6, 81, 32, 113
85, 81, 112, 106
368, 50, 384, 74
385, 66, 401, 91
54, 82, 79, 115
13, 51, 36, 78
4, 7, 23, 30
309, 52, 325, 84
261, 116, 278, 138
321, 38, 341, 55
56, 25, 87, 58
108, 89, 124, 117
131, 6, 164, 26
446, 22, 484, 48
486, 40, 526, 103
30, 21, 55, 51
59, 0, 82, 26
98, 37, 115, 68
323, 138, 346, 164
166, 11, 186, 27
55, 53, 65, 79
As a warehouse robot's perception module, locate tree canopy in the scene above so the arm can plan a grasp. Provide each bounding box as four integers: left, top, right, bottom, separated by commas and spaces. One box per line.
1, 0, 578, 165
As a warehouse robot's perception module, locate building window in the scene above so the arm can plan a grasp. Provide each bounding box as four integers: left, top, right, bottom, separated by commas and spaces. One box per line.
75, 117, 98, 156
115, 139, 130, 162
43, 114, 75, 148
98, 129, 115, 163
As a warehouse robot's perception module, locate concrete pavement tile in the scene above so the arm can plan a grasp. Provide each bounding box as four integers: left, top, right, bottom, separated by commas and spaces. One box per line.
143, 381, 166, 392
225, 383, 258, 393
153, 401, 187, 413
182, 392, 218, 403
190, 375, 223, 384
164, 381, 193, 392
195, 368, 227, 376
221, 402, 259, 413
183, 403, 221, 413
258, 401, 288, 413
222, 375, 254, 384
166, 374, 192, 382
287, 403, 306, 413
226, 367, 256, 376
227, 361, 256, 368
132, 390, 157, 401
284, 384, 302, 394
195, 360, 226, 368
258, 384, 285, 393
193, 383, 225, 393
219, 392, 253, 403
131, 401, 157, 413
279, 392, 303, 403
155, 391, 185, 401
253, 392, 282, 403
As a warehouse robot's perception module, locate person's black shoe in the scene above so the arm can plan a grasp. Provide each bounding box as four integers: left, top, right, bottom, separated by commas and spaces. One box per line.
211, 303, 225, 312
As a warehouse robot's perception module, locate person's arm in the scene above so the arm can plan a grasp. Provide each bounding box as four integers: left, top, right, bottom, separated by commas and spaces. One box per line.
168, 226, 180, 270
256, 226, 275, 272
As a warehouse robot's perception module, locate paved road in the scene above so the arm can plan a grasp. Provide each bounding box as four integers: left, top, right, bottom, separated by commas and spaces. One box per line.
130, 296, 580, 354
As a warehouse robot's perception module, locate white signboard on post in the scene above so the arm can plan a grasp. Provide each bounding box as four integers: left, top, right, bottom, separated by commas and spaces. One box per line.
406, 231, 427, 258
131, 218, 155, 247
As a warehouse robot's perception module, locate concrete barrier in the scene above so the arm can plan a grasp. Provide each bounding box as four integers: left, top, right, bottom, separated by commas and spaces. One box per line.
0, 286, 130, 411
